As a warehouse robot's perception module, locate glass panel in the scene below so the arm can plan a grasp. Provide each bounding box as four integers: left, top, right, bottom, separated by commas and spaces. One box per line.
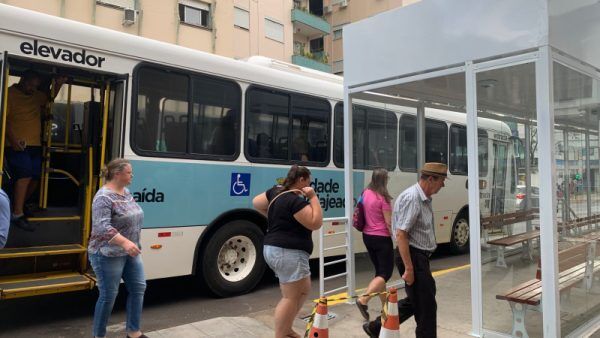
425, 119, 448, 164
134, 67, 189, 153
245, 88, 289, 161
477, 62, 542, 336
290, 95, 329, 163
191, 76, 240, 156
553, 62, 600, 336
399, 114, 417, 171
367, 108, 397, 170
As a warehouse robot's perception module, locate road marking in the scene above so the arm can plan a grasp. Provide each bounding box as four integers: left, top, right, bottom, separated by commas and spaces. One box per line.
432, 263, 470, 277
315, 263, 471, 305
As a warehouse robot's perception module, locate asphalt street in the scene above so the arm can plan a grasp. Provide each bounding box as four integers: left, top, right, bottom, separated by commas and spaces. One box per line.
0, 245, 468, 338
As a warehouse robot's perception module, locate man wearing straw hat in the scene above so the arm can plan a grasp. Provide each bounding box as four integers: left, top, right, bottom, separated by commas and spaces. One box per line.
363, 162, 448, 338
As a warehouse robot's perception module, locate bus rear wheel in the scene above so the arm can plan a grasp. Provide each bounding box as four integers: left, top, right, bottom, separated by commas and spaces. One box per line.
450, 212, 470, 254
200, 220, 266, 297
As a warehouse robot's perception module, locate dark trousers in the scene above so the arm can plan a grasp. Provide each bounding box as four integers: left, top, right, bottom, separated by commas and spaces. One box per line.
368, 247, 437, 338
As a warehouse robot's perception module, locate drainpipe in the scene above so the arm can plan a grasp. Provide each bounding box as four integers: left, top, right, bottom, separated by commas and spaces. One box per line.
211, 0, 216, 53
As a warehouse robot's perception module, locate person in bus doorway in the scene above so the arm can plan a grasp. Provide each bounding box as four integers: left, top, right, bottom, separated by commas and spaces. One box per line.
355, 168, 394, 321
5, 69, 66, 231
0, 188, 10, 249
88, 159, 148, 338
253, 165, 323, 338
363, 162, 448, 338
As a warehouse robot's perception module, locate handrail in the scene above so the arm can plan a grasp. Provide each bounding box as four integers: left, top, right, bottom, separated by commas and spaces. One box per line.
319, 216, 353, 299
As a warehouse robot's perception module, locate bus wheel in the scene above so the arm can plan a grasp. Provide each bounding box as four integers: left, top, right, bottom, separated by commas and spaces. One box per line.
201, 220, 265, 297
450, 213, 470, 254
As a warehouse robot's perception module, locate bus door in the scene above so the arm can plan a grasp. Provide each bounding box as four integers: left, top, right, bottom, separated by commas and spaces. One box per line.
491, 141, 509, 215
0, 59, 126, 300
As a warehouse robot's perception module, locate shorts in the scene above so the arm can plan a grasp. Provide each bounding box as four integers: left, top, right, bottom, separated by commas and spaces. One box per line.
6, 147, 42, 180
263, 245, 310, 284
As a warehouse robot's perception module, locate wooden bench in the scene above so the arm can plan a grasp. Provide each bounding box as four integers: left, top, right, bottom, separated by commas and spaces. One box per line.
481, 209, 539, 268
496, 240, 600, 338
558, 214, 600, 237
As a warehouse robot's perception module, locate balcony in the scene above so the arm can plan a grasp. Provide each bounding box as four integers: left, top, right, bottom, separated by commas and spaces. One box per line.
291, 8, 330, 37
292, 54, 331, 73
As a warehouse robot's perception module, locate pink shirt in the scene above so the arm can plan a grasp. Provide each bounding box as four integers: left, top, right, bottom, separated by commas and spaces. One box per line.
362, 189, 392, 237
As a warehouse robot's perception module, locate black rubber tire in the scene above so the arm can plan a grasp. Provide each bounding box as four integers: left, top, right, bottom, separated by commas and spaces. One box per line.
200, 220, 266, 297
450, 212, 470, 254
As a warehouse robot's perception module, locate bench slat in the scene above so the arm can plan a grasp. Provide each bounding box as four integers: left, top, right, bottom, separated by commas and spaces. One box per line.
487, 230, 540, 247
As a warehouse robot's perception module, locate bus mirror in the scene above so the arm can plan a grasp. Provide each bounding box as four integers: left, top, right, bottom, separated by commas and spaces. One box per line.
465, 179, 468, 189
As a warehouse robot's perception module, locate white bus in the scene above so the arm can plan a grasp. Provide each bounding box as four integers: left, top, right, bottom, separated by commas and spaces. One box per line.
0, 5, 517, 299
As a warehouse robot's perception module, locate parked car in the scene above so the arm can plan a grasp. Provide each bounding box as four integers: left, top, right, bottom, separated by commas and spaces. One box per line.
516, 185, 539, 210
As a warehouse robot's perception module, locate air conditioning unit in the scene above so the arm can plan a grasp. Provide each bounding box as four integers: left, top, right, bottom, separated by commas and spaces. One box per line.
123, 8, 137, 26
340, 0, 348, 8
323, 5, 332, 14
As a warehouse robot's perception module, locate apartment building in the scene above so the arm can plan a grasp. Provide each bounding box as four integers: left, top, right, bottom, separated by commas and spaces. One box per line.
295, 0, 420, 74
3, 0, 420, 74
0, 0, 294, 62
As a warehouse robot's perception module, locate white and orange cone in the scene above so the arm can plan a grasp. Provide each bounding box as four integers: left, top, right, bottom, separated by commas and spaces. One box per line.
307, 297, 329, 338
379, 288, 400, 338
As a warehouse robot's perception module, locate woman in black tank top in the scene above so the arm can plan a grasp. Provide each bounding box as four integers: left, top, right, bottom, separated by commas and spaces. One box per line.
253, 165, 323, 338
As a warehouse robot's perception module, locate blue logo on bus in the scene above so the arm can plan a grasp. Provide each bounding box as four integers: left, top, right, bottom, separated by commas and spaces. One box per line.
231, 173, 251, 196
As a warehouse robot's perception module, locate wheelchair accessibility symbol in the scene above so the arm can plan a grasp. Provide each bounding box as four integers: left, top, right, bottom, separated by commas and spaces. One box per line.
230, 173, 251, 196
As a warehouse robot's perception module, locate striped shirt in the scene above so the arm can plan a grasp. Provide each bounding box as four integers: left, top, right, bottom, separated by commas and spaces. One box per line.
392, 183, 437, 252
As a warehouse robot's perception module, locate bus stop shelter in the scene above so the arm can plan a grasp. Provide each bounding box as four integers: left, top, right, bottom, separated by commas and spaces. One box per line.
342, 0, 600, 336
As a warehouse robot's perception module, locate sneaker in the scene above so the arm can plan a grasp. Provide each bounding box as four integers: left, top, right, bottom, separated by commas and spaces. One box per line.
11, 215, 35, 232
356, 300, 370, 321
362, 322, 377, 338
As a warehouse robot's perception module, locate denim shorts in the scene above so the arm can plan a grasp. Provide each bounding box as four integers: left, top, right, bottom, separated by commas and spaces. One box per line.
263, 245, 310, 284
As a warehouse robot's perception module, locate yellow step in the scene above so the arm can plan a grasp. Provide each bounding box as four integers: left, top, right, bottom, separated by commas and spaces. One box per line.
0, 244, 86, 259
0, 272, 95, 300
27, 215, 81, 222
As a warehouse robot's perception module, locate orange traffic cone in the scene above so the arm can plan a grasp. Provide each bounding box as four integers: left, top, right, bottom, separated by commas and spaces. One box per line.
307, 297, 329, 338
379, 288, 400, 338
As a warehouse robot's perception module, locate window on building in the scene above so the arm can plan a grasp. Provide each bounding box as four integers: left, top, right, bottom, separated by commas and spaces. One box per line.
133, 65, 241, 159
333, 28, 343, 40
245, 87, 330, 165
234, 7, 249, 30
333, 103, 397, 170
265, 18, 284, 43
179, 1, 211, 28
310, 38, 324, 53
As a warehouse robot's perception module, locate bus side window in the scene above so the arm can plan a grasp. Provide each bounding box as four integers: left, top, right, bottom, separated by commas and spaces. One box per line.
399, 115, 417, 171
425, 119, 448, 164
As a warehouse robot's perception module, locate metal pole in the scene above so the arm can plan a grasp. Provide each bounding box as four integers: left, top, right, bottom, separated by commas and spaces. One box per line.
525, 125, 532, 233
417, 102, 426, 172
319, 227, 325, 297
585, 130, 592, 220
64, 83, 71, 151
536, 45, 560, 338
466, 61, 483, 337
343, 87, 355, 301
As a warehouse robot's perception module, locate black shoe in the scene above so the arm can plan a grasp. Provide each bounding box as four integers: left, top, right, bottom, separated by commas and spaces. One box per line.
11, 215, 35, 232
23, 204, 39, 218
362, 322, 377, 338
356, 300, 370, 321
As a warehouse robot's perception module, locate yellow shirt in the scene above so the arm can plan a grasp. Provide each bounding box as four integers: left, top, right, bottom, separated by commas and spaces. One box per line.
6, 85, 47, 147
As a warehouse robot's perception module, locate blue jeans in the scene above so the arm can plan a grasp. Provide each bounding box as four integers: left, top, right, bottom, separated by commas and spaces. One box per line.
89, 253, 146, 338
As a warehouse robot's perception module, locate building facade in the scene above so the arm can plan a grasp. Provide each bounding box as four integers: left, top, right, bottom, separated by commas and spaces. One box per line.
2, 0, 419, 74
0, 0, 294, 62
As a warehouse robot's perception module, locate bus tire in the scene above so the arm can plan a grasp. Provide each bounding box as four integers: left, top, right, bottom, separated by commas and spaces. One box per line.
450, 212, 470, 254
200, 220, 266, 297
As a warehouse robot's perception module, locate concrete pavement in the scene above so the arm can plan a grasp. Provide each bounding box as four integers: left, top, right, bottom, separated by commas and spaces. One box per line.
147, 265, 474, 338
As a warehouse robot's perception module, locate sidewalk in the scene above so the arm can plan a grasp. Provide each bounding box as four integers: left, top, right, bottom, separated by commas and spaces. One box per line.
146, 266, 474, 338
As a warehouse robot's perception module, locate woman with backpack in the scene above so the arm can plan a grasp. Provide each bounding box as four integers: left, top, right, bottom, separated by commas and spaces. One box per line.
355, 168, 394, 321
252, 165, 323, 338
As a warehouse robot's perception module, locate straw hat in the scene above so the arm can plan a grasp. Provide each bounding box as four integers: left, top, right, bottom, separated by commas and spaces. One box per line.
420, 162, 448, 178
